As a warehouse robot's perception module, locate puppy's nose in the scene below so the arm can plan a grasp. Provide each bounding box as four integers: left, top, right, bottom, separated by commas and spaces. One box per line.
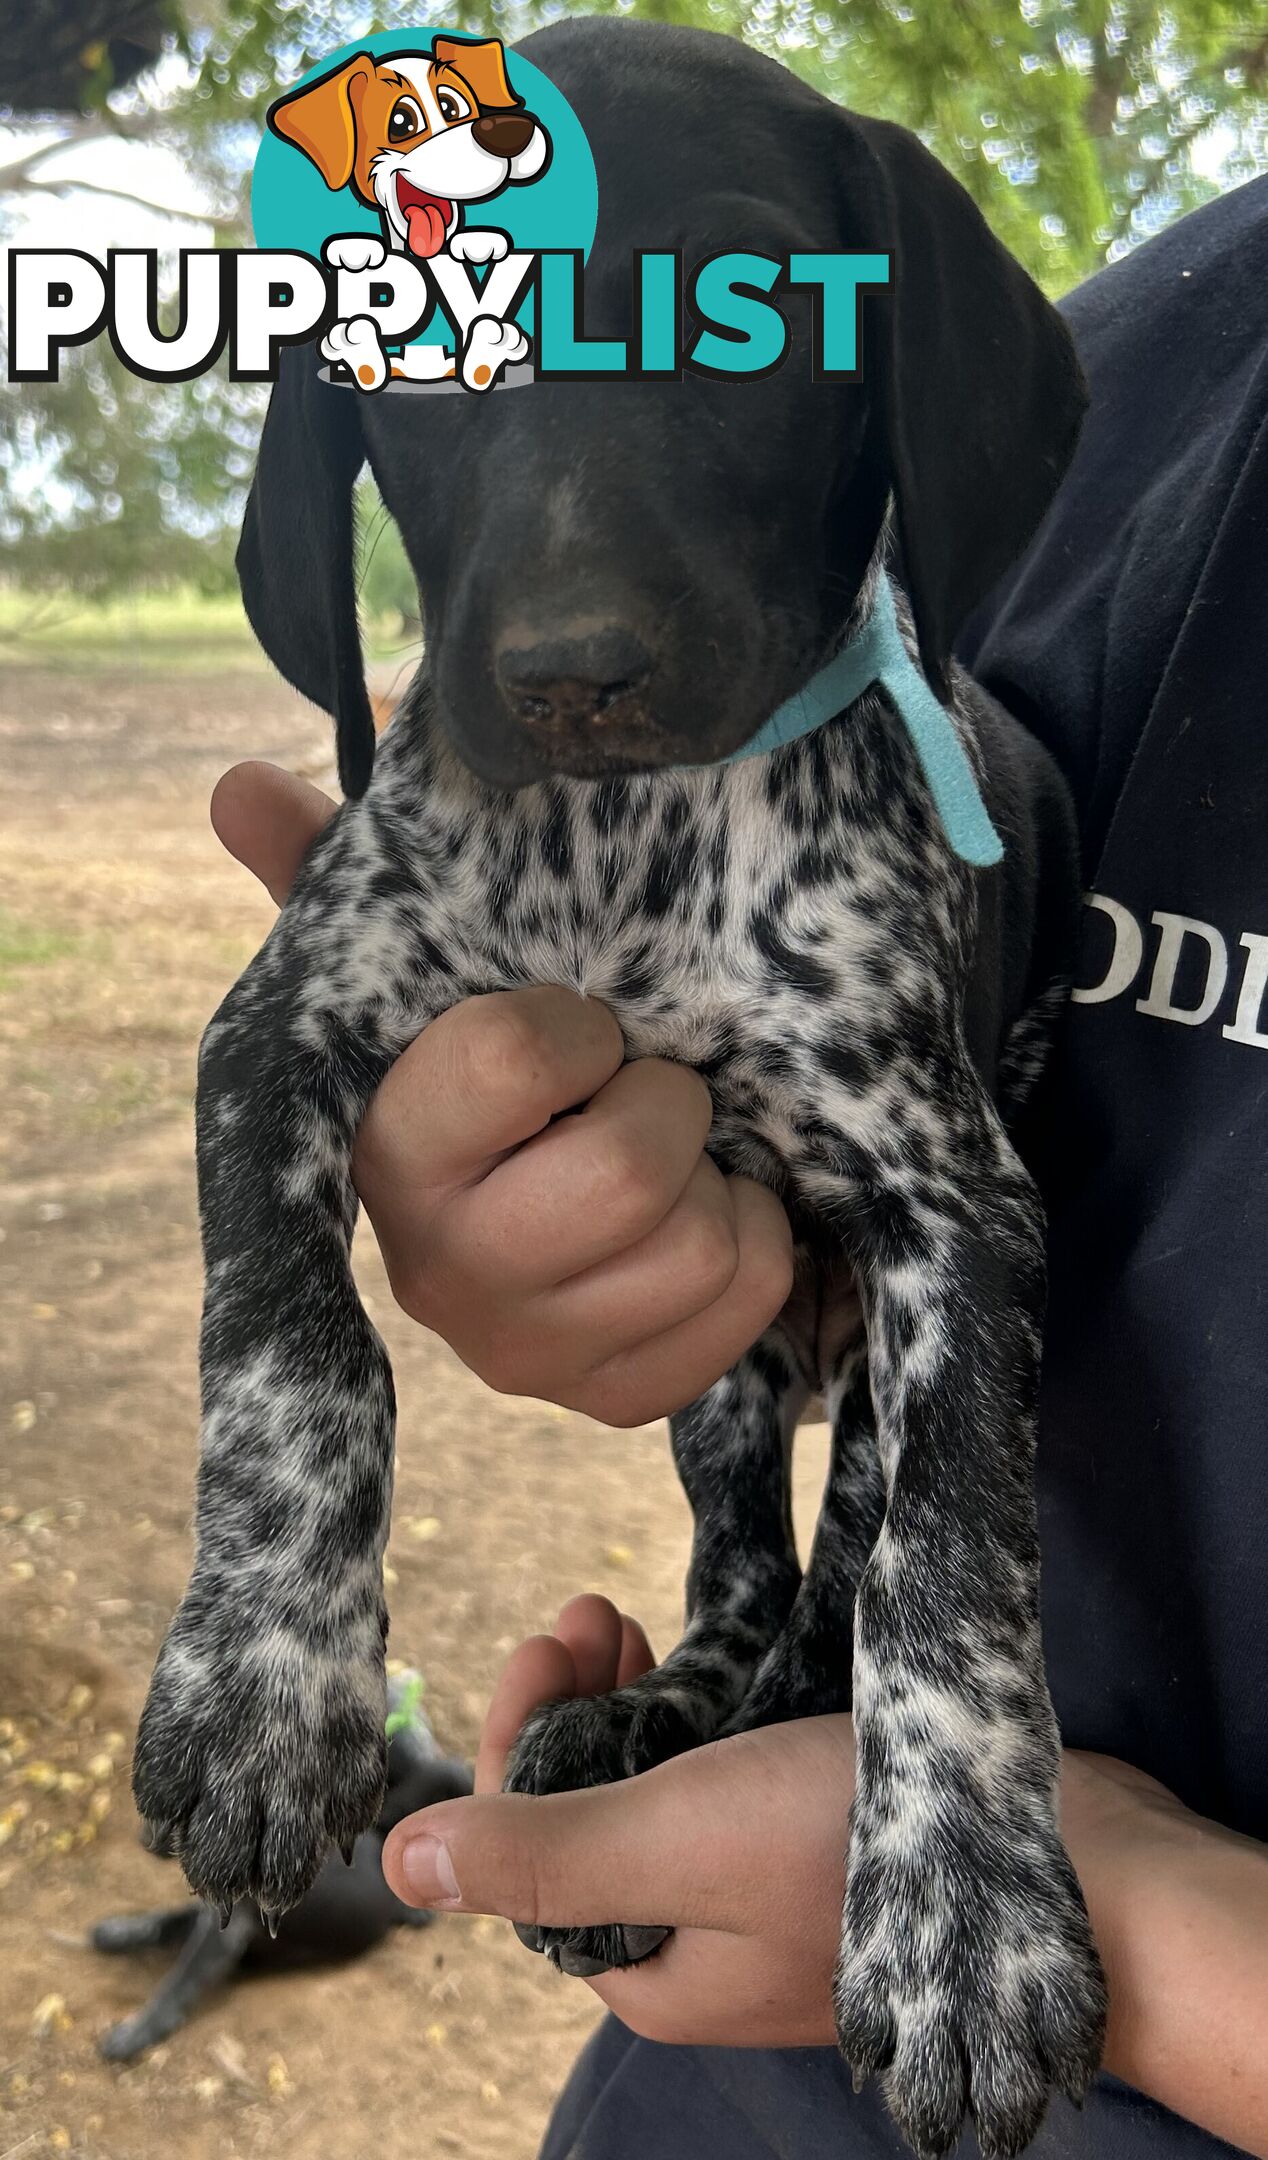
496, 629, 653, 733
473, 112, 536, 158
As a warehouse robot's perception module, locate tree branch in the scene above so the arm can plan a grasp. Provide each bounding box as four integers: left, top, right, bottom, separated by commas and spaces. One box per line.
0, 122, 109, 189
1110, 118, 1213, 241
0, 106, 165, 191
1085, 43, 1129, 139
1223, 29, 1268, 90
1084, 0, 1158, 139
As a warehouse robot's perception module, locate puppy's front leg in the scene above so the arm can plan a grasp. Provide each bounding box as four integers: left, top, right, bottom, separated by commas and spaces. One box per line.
133, 932, 409, 1921
835, 1126, 1106, 2159
506, 1326, 807, 1975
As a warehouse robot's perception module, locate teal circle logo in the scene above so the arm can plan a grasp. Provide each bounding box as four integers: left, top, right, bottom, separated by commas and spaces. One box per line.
250, 29, 597, 380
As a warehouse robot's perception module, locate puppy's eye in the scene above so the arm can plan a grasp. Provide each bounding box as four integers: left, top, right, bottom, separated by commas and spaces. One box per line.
388, 97, 425, 143
437, 86, 471, 123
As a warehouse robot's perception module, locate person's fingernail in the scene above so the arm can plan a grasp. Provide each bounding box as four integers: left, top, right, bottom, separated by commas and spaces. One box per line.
400, 1835, 462, 1906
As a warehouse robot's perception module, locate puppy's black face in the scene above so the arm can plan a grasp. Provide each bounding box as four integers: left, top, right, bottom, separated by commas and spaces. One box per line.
358, 28, 884, 787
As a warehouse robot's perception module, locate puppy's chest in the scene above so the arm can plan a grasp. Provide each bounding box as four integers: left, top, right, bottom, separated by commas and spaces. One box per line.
376, 753, 951, 1191
421, 772, 872, 1044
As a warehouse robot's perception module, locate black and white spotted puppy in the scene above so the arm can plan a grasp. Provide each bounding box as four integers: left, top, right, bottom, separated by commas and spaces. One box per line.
134, 20, 1105, 2157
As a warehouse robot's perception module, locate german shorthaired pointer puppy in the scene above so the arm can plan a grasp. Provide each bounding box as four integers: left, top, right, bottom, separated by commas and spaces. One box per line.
134, 20, 1105, 2155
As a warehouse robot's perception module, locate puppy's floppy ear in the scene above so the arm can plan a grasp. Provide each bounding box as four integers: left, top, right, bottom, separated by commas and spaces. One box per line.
433, 35, 522, 112
236, 345, 375, 798
843, 115, 1087, 696
267, 53, 374, 192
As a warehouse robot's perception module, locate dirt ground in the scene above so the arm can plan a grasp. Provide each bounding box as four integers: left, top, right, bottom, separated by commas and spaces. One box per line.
0, 658, 826, 2160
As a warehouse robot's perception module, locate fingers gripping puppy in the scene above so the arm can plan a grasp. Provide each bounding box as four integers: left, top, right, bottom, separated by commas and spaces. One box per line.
274, 36, 547, 390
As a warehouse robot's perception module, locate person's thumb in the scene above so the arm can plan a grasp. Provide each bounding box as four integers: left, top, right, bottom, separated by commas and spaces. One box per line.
380, 1751, 766, 1937
210, 760, 337, 908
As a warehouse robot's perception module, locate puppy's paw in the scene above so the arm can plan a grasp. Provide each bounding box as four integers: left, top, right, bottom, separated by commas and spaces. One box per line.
448, 227, 510, 265
460, 313, 529, 392
323, 233, 387, 274
507, 1684, 709, 1804
513, 1918, 669, 1978
321, 316, 387, 392
133, 1600, 387, 1920
503, 1686, 701, 1976
836, 1808, 1106, 2158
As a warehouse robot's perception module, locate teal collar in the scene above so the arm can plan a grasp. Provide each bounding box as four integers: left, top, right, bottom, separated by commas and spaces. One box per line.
720, 577, 1003, 868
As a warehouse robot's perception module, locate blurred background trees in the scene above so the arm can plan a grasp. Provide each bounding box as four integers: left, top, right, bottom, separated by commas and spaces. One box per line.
2, 0, 1265, 609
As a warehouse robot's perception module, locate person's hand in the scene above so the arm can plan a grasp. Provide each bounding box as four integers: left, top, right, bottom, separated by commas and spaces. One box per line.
379, 1595, 1230, 2070
384, 1592, 848, 2045
211, 761, 793, 1426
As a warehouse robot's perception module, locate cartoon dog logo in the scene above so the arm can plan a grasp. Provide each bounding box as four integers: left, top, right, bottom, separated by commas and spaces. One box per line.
268, 37, 550, 393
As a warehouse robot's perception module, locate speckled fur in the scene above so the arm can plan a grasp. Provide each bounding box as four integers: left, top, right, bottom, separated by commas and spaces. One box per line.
134, 567, 1104, 2155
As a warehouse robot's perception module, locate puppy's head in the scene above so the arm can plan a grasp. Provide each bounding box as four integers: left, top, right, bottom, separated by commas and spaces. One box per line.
269, 38, 550, 260
243, 20, 1085, 799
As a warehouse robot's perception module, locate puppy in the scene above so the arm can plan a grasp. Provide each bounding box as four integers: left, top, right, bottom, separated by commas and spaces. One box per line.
270, 36, 546, 390
135, 21, 1106, 2156
95, 1684, 470, 2061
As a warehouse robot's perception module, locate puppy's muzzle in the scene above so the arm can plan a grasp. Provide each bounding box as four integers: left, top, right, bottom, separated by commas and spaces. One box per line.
473, 112, 537, 158
496, 626, 655, 744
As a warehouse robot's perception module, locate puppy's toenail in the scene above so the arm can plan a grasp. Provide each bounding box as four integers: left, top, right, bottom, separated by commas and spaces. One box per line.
621, 1925, 671, 1962
557, 1943, 616, 1978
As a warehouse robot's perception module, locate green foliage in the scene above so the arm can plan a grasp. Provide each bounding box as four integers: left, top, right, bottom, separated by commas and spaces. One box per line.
384, 1671, 427, 1738
783, 0, 1268, 288
0, 342, 263, 596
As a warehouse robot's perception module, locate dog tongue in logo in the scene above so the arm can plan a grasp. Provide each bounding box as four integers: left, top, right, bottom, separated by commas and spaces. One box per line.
398, 181, 451, 259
